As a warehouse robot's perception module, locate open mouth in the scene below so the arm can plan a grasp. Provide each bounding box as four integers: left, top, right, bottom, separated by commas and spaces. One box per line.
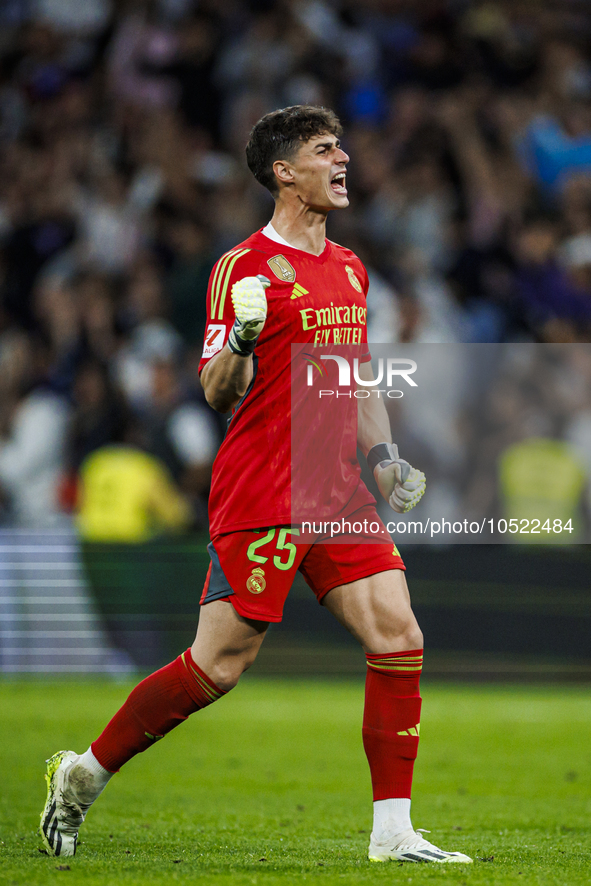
331, 171, 347, 194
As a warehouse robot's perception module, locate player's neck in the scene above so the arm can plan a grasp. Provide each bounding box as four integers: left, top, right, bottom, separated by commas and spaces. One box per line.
269, 203, 327, 256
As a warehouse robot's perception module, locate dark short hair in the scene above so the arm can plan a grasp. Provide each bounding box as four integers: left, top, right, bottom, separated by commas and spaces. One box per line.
246, 105, 343, 196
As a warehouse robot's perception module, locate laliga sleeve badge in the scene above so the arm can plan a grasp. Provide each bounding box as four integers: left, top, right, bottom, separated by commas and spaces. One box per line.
247, 567, 266, 594
268, 254, 296, 283
202, 324, 226, 357
345, 264, 362, 293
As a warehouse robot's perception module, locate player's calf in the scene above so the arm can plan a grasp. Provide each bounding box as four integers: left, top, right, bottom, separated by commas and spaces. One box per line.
90, 649, 227, 772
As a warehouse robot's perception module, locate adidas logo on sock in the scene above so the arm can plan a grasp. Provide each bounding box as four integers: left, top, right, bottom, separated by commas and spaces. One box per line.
397, 724, 420, 736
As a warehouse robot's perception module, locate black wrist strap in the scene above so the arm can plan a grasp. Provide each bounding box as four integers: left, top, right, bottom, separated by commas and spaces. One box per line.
367, 442, 398, 474
228, 323, 256, 356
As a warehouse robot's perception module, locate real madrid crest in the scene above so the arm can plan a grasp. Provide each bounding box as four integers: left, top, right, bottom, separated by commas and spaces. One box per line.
268, 254, 296, 283
345, 264, 362, 293
246, 567, 266, 595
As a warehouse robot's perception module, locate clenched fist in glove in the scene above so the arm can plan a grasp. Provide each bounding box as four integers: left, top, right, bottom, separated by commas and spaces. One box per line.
368, 442, 426, 514
228, 275, 270, 355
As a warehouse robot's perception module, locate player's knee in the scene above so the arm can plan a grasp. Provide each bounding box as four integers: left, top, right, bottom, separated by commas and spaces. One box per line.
389, 609, 422, 649
211, 670, 240, 692
378, 617, 423, 652
401, 623, 423, 651
209, 649, 259, 692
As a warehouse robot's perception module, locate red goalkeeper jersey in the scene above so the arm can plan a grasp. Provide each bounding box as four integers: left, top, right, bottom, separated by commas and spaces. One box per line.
199, 228, 374, 536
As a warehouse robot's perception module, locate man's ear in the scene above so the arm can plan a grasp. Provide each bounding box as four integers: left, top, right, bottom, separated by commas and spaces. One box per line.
273, 159, 295, 187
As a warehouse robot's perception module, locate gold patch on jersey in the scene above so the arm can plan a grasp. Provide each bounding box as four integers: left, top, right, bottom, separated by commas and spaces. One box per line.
290, 283, 309, 299
345, 264, 362, 293
247, 566, 266, 595
268, 254, 296, 283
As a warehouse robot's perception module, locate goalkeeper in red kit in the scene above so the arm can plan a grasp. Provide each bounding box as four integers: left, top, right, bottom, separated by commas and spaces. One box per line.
40, 106, 472, 865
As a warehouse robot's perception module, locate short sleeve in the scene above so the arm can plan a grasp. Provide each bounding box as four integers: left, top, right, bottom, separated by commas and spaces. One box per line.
198, 247, 265, 373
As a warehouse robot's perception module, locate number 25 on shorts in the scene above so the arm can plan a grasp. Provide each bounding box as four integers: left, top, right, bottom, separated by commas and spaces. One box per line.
247, 528, 301, 571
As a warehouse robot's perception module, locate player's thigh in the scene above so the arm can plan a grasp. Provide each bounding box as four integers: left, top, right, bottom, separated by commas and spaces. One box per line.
322, 569, 423, 654
191, 599, 269, 687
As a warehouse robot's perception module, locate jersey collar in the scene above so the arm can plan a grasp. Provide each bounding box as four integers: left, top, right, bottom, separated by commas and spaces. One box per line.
260, 223, 332, 262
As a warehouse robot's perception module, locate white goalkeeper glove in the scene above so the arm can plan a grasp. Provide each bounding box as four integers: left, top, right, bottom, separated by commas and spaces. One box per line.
228, 274, 270, 356
368, 442, 426, 514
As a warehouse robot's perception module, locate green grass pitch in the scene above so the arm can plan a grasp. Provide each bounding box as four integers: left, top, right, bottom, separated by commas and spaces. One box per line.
1, 678, 590, 886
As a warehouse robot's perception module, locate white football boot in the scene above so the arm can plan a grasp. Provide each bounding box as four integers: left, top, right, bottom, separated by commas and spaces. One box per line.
368, 827, 473, 863
40, 751, 92, 857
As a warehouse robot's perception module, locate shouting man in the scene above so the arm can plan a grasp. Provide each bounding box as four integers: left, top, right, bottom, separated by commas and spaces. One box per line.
41, 106, 471, 866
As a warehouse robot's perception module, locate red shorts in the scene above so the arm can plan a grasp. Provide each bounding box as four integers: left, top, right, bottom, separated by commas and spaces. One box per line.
200, 504, 405, 622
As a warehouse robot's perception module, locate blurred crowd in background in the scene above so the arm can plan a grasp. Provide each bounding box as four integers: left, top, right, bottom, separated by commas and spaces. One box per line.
1, 0, 591, 532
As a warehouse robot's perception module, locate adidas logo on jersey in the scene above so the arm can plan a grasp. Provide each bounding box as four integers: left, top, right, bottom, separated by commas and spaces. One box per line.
291, 283, 309, 299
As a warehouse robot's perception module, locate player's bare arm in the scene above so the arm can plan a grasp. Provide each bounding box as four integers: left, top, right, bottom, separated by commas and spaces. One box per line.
356, 360, 393, 455
200, 346, 253, 413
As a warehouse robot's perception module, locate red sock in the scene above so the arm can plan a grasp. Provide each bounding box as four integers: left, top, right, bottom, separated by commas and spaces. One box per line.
92, 649, 226, 772
362, 649, 423, 800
